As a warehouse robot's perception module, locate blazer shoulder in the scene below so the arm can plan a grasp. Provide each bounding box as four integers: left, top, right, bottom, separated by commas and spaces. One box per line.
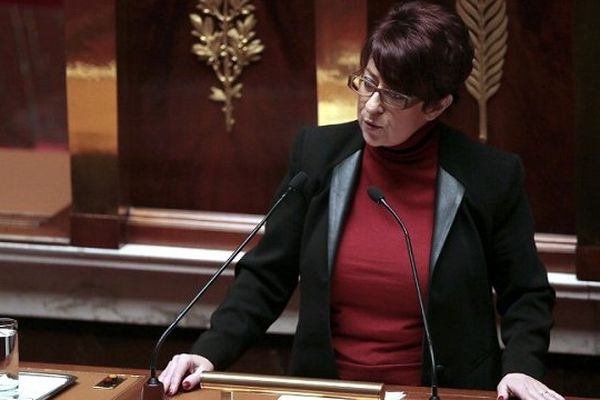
297, 120, 361, 146
291, 121, 363, 174
438, 124, 524, 203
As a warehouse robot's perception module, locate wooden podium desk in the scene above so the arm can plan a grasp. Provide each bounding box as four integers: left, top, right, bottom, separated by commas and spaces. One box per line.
20, 362, 590, 400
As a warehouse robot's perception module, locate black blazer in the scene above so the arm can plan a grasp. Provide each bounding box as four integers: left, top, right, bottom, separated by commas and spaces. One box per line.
192, 121, 555, 390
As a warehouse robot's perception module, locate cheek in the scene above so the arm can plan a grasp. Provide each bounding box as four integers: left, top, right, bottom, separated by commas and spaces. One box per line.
357, 99, 365, 114
396, 109, 426, 128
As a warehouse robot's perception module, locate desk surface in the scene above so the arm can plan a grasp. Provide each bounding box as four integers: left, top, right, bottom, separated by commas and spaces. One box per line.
22, 363, 145, 400
20, 363, 590, 400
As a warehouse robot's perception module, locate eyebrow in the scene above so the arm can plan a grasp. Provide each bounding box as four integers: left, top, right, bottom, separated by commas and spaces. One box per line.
364, 67, 379, 80
364, 68, 396, 91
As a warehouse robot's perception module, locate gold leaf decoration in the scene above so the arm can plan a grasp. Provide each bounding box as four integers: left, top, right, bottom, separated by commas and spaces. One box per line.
456, 0, 508, 142
190, 0, 264, 132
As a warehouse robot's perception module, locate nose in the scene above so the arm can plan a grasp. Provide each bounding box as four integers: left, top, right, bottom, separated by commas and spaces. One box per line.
364, 91, 384, 114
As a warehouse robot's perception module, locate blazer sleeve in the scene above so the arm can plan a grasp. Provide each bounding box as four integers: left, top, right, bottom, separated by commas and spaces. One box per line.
489, 157, 555, 379
190, 129, 310, 369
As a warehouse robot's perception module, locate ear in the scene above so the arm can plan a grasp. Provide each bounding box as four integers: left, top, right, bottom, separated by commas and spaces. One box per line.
423, 94, 453, 121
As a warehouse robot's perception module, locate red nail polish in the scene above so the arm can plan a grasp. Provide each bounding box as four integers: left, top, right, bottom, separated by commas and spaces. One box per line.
497, 396, 504, 400
182, 381, 191, 390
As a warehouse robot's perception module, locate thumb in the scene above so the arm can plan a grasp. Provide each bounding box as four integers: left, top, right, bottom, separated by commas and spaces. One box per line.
496, 379, 509, 400
181, 368, 203, 391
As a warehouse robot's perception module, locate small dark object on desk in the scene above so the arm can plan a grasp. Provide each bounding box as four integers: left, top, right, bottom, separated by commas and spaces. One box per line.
93, 374, 126, 390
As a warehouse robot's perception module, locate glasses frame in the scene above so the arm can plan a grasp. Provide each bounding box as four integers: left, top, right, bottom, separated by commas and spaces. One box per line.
347, 74, 418, 110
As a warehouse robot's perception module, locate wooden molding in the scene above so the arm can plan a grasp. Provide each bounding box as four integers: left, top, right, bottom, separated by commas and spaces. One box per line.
70, 213, 122, 249
576, 245, 600, 282
125, 208, 263, 250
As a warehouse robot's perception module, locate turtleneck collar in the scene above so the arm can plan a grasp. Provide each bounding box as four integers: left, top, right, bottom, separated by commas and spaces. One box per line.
366, 120, 439, 163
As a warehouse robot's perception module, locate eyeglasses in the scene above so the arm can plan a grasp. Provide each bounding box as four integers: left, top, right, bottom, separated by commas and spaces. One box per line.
347, 74, 418, 110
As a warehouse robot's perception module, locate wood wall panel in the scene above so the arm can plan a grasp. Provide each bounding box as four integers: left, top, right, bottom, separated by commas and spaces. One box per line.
1, 0, 587, 263
574, 0, 600, 280
485, 0, 574, 235
64, 0, 121, 247
118, 1, 317, 215
0, 1, 71, 241
0, 0, 67, 149
446, 0, 575, 235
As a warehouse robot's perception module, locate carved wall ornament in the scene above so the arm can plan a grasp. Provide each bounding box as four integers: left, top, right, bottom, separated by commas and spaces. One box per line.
456, 0, 508, 142
190, 0, 265, 132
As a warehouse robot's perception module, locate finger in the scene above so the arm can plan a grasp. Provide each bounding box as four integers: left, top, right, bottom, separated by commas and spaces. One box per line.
496, 379, 510, 400
161, 355, 190, 396
166, 356, 191, 395
158, 360, 176, 388
160, 359, 179, 396
182, 367, 204, 391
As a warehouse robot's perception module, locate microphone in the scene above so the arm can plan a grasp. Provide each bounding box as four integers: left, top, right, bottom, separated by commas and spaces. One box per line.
367, 186, 440, 400
142, 171, 308, 400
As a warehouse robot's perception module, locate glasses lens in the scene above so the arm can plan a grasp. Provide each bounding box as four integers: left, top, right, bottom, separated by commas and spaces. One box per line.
348, 75, 361, 93
348, 74, 413, 109
348, 75, 370, 95
359, 77, 377, 93
381, 91, 408, 109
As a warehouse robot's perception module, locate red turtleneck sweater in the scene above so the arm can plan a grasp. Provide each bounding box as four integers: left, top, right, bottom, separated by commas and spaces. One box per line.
330, 122, 439, 385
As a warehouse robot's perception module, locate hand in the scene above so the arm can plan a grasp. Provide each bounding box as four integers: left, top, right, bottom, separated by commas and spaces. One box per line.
497, 373, 564, 400
158, 353, 215, 396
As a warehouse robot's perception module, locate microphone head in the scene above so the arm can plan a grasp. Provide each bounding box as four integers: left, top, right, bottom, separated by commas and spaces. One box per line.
288, 171, 308, 190
367, 186, 385, 203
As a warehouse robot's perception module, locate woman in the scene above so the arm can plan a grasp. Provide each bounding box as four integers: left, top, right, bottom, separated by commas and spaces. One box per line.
160, 2, 562, 399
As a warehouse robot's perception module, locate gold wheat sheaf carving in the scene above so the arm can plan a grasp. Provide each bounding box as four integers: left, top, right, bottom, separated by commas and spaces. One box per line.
190, 0, 264, 132
456, 0, 508, 142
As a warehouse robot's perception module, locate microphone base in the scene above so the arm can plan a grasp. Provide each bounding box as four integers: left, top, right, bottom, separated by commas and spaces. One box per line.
429, 386, 440, 400
141, 377, 165, 400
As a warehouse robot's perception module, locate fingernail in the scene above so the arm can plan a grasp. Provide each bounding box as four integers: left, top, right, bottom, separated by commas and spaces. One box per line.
182, 381, 191, 390
497, 396, 504, 400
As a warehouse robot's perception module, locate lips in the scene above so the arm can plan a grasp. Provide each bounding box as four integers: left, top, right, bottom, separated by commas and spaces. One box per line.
364, 119, 382, 130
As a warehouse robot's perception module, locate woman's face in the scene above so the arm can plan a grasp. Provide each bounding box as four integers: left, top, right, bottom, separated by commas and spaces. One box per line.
357, 59, 449, 147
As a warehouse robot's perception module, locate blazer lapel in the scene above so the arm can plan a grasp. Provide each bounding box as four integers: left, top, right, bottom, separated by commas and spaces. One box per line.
326, 155, 466, 276
324, 121, 466, 277
327, 149, 362, 274
430, 167, 465, 274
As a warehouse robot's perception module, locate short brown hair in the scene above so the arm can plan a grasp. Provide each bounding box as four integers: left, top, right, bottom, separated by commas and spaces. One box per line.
360, 0, 473, 107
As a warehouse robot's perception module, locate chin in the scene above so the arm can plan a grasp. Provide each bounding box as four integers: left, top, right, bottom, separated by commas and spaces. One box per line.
361, 127, 385, 147
362, 133, 383, 147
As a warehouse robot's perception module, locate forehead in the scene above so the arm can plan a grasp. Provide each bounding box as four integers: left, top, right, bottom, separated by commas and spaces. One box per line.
364, 58, 397, 89
364, 59, 381, 77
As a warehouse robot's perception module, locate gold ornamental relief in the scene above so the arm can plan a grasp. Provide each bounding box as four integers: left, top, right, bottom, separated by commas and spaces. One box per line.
190, 0, 265, 132
456, 0, 508, 142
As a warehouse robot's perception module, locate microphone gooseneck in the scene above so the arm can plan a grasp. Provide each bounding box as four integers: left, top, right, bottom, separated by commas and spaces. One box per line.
367, 185, 440, 400
142, 171, 308, 400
